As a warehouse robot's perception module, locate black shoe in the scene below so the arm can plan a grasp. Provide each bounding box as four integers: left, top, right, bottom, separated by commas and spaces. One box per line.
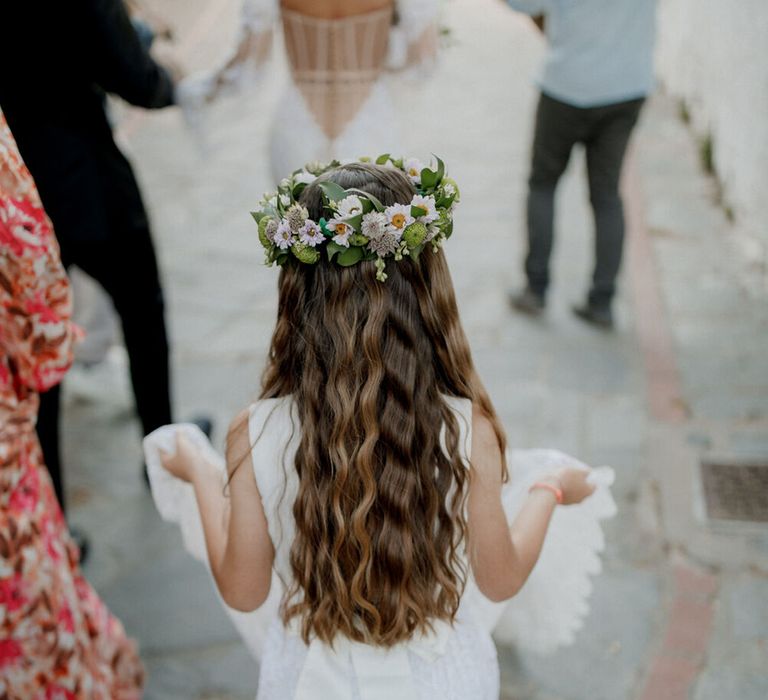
69, 526, 90, 566
510, 287, 545, 316
572, 303, 614, 330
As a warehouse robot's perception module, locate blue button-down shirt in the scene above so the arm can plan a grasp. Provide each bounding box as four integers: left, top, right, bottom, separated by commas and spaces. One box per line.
507, 0, 656, 107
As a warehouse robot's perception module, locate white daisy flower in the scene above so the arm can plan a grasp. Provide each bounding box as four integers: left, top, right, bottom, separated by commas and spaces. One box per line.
299, 220, 324, 247
332, 229, 352, 247
361, 211, 388, 239
403, 157, 424, 184
384, 203, 415, 238
410, 194, 439, 224
336, 195, 364, 219
274, 220, 294, 249
294, 171, 316, 185
326, 218, 352, 247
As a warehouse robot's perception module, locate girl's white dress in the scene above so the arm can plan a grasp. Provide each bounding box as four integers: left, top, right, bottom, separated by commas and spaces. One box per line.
144, 396, 616, 700
176, 0, 443, 183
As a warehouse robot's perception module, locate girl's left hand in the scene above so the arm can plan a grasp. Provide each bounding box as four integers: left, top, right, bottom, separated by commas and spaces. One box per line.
160, 432, 203, 482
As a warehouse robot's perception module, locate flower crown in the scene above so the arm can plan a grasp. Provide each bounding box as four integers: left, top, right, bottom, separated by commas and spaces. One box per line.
251, 155, 459, 282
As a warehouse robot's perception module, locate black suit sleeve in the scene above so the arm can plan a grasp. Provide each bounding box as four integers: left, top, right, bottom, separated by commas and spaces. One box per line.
83, 0, 175, 108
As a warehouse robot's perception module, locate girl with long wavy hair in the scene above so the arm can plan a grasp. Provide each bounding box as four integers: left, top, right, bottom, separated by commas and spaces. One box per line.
148, 160, 615, 699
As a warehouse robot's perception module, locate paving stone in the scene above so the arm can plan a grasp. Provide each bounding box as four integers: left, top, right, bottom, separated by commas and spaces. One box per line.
585, 397, 648, 453
726, 577, 768, 641
99, 543, 239, 654
688, 391, 768, 422
727, 430, 768, 457
143, 643, 259, 700
499, 569, 661, 700
694, 667, 768, 700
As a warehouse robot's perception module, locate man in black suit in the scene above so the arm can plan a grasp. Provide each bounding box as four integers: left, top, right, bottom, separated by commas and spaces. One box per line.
0, 0, 178, 512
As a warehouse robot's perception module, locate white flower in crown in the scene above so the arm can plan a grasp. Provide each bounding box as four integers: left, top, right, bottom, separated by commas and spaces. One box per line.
294, 171, 316, 185
403, 157, 424, 185
336, 195, 364, 218
299, 220, 324, 247
361, 211, 388, 240
410, 194, 438, 224
326, 218, 353, 247
274, 220, 294, 249
384, 203, 414, 239
279, 194, 291, 207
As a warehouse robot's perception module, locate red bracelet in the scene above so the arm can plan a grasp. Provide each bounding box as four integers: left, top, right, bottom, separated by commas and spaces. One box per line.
529, 481, 563, 504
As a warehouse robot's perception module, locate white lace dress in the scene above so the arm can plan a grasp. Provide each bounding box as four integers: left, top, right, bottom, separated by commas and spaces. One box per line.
175, 0, 443, 183
144, 396, 616, 700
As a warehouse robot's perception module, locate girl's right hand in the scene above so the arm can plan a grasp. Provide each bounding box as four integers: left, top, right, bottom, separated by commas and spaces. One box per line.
553, 467, 596, 505
160, 432, 203, 483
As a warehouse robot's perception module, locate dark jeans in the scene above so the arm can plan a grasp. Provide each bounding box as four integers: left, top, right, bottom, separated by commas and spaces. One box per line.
37, 208, 172, 513
525, 92, 645, 307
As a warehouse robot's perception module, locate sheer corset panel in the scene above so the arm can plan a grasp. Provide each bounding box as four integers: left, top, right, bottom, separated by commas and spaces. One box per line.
281, 5, 394, 140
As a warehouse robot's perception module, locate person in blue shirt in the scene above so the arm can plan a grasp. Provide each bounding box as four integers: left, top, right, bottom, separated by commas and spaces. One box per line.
507, 0, 656, 329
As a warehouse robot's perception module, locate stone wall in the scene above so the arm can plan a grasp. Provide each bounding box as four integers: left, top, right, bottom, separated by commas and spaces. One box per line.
655, 0, 768, 249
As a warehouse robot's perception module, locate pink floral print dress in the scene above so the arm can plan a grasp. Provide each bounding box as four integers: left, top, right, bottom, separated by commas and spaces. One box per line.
0, 112, 144, 699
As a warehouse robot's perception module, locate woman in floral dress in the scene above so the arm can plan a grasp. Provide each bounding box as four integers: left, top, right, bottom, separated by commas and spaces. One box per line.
0, 112, 144, 699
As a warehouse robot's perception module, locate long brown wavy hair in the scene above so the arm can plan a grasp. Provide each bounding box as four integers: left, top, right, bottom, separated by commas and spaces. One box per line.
260, 163, 506, 647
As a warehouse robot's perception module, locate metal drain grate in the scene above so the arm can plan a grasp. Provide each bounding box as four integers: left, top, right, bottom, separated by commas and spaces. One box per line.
700, 460, 768, 522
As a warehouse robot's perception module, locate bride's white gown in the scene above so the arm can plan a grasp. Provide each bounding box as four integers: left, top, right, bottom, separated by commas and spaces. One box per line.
176, 0, 443, 183
144, 397, 616, 700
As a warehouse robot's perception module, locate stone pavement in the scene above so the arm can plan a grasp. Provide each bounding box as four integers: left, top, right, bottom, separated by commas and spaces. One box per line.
59, 1, 768, 698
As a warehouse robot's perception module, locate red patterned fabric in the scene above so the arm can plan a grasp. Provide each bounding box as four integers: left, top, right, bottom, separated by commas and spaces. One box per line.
0, 112, 144, 699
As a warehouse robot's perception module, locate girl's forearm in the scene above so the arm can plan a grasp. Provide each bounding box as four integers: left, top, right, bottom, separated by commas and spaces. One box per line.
191, 461, 231, 581
508, 489, 557, 585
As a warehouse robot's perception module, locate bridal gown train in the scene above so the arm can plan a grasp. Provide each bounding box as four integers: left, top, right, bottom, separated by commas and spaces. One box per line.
176, 0, 444, 183
144, 396, 617, 700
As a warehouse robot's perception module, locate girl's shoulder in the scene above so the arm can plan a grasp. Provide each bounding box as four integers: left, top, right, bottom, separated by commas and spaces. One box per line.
246, 396, 297, 452
240, 397, 302, 505
247, 395, 294, 423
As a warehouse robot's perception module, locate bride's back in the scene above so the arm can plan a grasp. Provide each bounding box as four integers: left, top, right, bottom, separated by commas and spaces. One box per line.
279, 0, 395, 139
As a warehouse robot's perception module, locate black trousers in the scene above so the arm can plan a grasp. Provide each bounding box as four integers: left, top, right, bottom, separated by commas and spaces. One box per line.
524, 92, 644, 307
35, 151, 172, 513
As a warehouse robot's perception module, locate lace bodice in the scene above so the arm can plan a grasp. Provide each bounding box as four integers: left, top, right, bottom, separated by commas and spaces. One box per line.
281, 6, 394, 139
